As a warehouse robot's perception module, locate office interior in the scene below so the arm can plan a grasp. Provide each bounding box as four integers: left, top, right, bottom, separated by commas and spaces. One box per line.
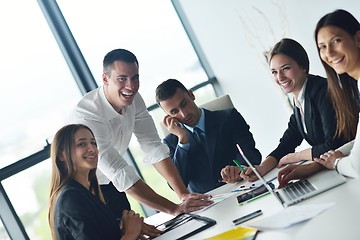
0, 0, 357, 239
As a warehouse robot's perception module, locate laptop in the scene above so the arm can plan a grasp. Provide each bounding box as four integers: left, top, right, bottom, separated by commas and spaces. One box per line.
236, 144, 347, 207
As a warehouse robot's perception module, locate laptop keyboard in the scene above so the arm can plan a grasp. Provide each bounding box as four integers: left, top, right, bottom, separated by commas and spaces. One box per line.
283, 180, 316, 201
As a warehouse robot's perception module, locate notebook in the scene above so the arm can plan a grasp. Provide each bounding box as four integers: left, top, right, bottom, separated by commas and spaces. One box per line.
236, 144, 346, 207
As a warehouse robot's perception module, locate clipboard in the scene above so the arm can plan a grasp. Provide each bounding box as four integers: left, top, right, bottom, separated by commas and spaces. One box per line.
153, 213, 216, 240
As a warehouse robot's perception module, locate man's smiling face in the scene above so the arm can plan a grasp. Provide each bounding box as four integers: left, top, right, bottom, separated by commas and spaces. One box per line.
103, 60, 140, 113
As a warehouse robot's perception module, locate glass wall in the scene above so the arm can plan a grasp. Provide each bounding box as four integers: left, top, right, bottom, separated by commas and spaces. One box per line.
0, 0, 81, 240
56, 0, 209, 105
0, 219, 10, 240
0, 0, 81, 169
2, 160, 52, 240
0, 1, 85, 239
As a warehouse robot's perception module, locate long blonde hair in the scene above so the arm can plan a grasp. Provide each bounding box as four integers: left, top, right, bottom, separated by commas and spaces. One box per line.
48, 124, 104, 239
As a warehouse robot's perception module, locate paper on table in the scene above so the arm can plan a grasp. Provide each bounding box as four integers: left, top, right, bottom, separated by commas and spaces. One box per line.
248, 202, 335, 230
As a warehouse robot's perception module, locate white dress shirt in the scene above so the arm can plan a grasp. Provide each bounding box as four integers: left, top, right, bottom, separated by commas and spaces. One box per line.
336, 78, 360, 178
69, 86, 170, 191
294, 78, 308, 133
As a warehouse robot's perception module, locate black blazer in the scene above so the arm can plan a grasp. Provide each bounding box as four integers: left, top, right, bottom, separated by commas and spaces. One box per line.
270, 74, 349, 160
163, 108, 261, 193
54, 180, 122, 240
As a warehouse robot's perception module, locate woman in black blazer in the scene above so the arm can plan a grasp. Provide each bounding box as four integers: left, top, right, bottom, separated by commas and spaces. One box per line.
239, 38, 351, 182
48, 124, 144, 240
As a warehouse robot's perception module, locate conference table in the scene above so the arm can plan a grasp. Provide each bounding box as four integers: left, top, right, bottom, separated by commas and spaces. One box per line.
145, 168, 360, 240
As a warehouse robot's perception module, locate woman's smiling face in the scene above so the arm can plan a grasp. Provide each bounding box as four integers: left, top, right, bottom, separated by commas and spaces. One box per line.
317, 26, 360, 79
270, 54, 307, 96
72, 127, 98, 174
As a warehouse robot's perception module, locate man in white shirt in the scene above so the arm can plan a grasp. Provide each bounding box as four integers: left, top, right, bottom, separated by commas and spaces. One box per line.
70, 49, 212, 222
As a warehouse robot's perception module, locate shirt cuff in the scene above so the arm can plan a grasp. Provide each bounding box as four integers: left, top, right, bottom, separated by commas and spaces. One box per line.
178, 142, 190, 151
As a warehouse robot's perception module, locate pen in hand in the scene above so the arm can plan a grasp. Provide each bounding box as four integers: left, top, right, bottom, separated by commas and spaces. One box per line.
218, 160, 247, 183
233, 159, 247, 175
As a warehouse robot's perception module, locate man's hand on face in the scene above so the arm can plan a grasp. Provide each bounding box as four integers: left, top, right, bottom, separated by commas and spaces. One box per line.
163, 115, 188, 143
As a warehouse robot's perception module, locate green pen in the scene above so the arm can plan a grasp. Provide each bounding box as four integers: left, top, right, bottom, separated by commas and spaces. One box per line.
233, 159, 246, 172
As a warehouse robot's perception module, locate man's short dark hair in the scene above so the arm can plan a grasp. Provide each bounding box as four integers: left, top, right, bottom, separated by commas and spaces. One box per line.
155, 79, 188, 103
103, 49, 138, 75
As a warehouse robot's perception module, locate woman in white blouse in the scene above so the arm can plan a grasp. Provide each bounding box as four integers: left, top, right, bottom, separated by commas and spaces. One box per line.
278, 9, 360, 186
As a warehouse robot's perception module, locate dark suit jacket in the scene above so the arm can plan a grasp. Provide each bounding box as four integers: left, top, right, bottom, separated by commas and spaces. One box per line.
270, 74, 349, 160
163, 108, 261, 193
55, 180, 122, 240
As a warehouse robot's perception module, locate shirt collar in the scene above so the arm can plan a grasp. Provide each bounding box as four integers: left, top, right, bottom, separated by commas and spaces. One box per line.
296, 77, 308, 105
99, 86, 127, 120
184, 108, 205, 133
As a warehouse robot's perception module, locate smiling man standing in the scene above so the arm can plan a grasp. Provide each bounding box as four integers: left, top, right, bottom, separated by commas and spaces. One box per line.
69, 49, 212, 224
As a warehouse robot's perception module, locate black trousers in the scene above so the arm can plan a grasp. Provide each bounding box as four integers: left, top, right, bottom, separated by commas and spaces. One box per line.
100, 182, 131, 220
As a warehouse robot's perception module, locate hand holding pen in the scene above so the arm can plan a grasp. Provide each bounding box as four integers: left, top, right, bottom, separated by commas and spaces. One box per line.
233, 159, 259, 182
220, 165, 242, 183
240, 164, 265, 182
220, 159, 247, 184
232, 159, 247, 175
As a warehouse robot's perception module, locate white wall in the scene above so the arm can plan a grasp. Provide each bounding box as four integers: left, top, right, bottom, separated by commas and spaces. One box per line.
176, 0, 359, 156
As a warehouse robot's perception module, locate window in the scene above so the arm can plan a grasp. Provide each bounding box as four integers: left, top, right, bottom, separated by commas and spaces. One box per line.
0, 1, 81, 169
0, 219, 10, 240
2, 160, 52, 240
56, 0, 209, 106
0, 1, 83, 239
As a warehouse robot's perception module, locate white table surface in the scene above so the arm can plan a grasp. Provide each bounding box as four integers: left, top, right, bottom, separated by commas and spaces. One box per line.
145, 168, 360, 240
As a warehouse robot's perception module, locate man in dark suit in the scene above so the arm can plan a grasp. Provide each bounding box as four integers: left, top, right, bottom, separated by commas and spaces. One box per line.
155, 79, 261, 193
